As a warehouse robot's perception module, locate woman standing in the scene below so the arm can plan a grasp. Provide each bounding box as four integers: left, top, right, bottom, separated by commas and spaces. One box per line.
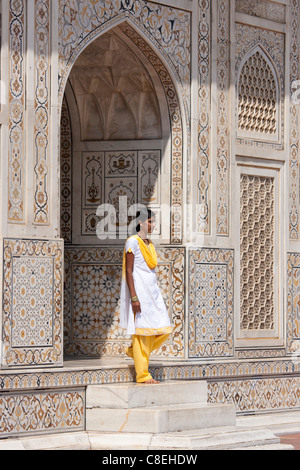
120, 208, 172, 384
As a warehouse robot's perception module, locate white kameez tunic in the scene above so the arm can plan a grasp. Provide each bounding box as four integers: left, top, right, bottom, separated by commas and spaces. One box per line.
120, 236, 172, 336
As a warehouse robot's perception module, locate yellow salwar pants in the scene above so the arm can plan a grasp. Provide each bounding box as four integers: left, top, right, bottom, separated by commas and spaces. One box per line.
127, 334, 170, 383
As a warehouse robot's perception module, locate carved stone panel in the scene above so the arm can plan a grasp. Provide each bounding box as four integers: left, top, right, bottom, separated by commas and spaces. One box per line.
64, 246, 185, 358
188, 248, 234, 358
80, 150, 161, 237
240, 175, 275, 331
235, 24, 284, 148
2, 239, 64, 368
238, 49, 278, 137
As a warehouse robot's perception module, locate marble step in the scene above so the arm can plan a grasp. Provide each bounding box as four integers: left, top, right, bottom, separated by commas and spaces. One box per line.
86, 428, 293, 450
0, 430, 294, 450
148, 428, 284, 450
86, 381, 208, 409
86, 402, 236, 434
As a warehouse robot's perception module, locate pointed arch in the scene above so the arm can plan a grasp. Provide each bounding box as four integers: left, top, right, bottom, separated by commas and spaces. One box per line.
59, 16, 187, 244
237, 44, 281, 142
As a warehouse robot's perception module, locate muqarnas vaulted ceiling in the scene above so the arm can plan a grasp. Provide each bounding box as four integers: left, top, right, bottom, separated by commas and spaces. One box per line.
68, 27, 162, 141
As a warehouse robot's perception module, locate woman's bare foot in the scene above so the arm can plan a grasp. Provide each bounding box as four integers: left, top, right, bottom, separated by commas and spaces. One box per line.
144, 378, 160, 384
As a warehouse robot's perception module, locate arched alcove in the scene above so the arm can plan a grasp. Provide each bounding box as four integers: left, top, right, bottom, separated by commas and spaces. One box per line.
60, 21, 185, 358
64, 25, 171, 245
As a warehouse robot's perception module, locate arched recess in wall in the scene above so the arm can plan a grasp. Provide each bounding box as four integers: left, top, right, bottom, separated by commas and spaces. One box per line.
59, 18, 187, 246
59, 18, 187, 359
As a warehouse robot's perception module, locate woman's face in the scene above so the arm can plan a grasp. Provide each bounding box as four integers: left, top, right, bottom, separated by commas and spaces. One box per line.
139, 216, 156, 235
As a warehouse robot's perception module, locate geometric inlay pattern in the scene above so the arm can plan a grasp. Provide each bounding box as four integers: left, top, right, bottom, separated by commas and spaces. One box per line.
2, 239, 63, 368
12, 257, 54, 348
64, 245, 185, 358
195, 264, 228, 343
72, 264, 122, 341
287, 253, 300, 353
240, 175, 275, 330
188, 248, 234, 358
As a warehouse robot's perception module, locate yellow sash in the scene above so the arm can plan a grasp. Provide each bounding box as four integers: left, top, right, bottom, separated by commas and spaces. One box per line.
122, 235, 158, 279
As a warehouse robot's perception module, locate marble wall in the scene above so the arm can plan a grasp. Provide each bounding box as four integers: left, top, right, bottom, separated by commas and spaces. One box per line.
56, 0, 299, 362
0, 1, 300, 435
3, 0, 300, 440
2, 239, 63, 368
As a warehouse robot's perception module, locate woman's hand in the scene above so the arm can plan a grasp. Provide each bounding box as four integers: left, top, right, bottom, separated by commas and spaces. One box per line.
126, 252, 141, 315
131, 300, 141, 315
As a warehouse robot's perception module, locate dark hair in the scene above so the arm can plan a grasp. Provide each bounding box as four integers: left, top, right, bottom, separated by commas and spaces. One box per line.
136, 207, 156, 232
